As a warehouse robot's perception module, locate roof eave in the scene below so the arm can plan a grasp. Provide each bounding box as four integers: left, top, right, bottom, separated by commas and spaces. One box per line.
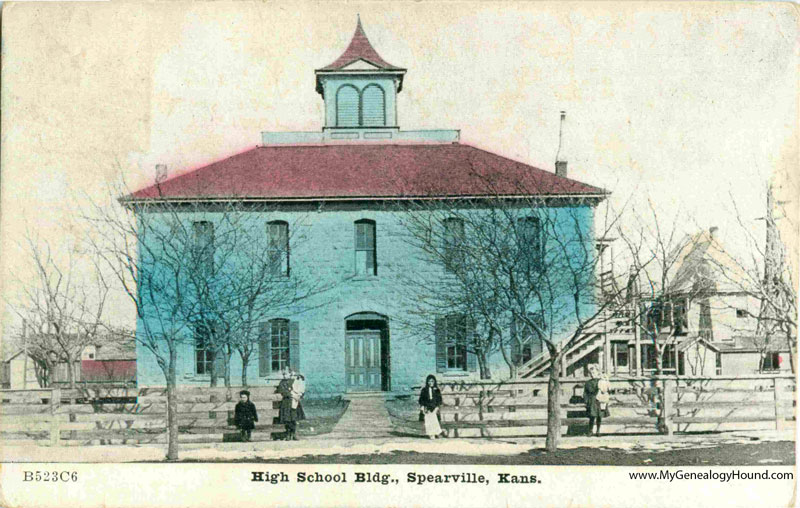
315, 68, 406, 94
120, 192, 609, 207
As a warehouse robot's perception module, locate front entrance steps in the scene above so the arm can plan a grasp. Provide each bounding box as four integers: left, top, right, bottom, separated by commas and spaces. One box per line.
314, 393, 395, 440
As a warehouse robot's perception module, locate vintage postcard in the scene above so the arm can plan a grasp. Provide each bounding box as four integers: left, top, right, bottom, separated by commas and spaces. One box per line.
0, 2, 796, 507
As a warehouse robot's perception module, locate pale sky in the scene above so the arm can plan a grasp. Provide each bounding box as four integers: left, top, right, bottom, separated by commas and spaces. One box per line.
1, 1, 797, 346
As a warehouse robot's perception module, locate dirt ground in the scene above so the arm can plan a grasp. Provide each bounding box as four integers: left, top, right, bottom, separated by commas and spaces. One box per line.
236, 440, 794, 466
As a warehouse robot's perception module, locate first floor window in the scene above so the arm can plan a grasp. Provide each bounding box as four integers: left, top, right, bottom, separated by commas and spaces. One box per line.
642, 344, 675, 372
270, 319, 290, 372
445, 314, 467, 370
513, 313, 545, 366
195, 326, 214, 375
259, 319, 299, 376
613, 343, 629, 369
761, 352, 781, 372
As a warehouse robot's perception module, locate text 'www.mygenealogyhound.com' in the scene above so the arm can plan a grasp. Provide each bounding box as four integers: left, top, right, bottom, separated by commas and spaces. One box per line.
629, 470, 793, 482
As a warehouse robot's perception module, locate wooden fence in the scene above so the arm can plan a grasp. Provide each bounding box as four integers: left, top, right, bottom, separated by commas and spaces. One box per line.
394, 374, 796, 438
0, 385, 284, 446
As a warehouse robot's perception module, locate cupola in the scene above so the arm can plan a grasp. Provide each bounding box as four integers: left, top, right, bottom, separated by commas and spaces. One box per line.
315, 17, 406, 131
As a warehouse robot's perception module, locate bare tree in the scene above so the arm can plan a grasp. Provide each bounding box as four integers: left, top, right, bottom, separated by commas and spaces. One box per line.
711, 184, 798, 373
9, 234, 111, 389
85, 179, 328, 459
395, 163, 631, 451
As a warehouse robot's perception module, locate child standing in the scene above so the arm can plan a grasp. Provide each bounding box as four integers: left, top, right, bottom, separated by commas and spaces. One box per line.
234, 390, 258, 442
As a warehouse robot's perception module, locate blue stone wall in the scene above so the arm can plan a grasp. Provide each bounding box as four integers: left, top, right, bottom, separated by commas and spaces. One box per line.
134, 202, 597, 396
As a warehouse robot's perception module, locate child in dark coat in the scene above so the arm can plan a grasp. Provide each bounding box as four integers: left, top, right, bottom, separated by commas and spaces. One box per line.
234, 390, 258, 442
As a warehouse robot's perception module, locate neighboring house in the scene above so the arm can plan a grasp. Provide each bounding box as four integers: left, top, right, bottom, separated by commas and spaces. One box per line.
124, 20, 607, 395
1, 350, 80, 389
602, 227, 791, 377
80, 342, 137, 384
1, 350, 41, 389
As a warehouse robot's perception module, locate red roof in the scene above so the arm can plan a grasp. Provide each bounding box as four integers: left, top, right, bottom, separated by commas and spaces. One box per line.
318, 18, 404, 72
128, 143, 606, 201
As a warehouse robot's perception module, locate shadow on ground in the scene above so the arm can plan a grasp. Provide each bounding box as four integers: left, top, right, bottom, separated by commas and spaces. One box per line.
188, 441, 794, 466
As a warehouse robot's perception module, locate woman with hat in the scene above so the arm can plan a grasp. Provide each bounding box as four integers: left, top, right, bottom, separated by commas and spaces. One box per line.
278, 367, 306, 441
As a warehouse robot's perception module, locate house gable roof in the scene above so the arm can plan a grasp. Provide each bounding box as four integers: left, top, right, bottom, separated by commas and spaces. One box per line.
126, 143, 607, 202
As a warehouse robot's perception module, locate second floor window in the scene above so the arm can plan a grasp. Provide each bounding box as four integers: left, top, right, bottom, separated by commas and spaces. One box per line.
354, 219, 377, 276
192, 221, 214, 275
442, 217, 465, 272
267, 221, 289, 277
517, 216, 543, 273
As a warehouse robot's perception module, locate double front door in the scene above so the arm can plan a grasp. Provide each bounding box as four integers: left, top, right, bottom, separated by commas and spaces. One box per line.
345, 330, 382, 391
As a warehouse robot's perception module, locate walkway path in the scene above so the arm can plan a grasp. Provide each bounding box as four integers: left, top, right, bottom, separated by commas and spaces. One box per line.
313, 395, 395, 440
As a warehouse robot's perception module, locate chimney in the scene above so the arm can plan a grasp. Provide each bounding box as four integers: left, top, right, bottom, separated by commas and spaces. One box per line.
555, 111, 567, 178
155, 164, 167, 184
709, 226, 718, 239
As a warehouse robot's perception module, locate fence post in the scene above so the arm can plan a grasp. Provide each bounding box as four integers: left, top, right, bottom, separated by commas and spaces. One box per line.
452, 396, 459, 438
662, 380, 673, 436
773, 377, 782, 431
50, 388, 61, 446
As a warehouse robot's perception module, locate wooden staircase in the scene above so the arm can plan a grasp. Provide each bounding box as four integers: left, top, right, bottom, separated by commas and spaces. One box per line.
517, 331, 605, 378
516, 306, 636, 379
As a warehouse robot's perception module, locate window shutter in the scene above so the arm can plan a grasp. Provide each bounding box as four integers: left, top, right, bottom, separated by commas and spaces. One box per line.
466, 317, 478, 372
510, 318, 521, 366
434, 317, 447, 373
214, 347, 226, 377
289, 321, 300, 372
258, 322, 270, 376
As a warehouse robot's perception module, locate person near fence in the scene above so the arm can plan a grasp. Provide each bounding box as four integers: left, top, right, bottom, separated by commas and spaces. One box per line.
418, 374, 444, 439
278, 367, 306, 441
234, 390, 258, 442
583, 364, 611, 437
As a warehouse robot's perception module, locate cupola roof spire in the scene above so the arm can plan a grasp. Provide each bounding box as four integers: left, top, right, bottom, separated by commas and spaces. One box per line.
319, 16, 404, 72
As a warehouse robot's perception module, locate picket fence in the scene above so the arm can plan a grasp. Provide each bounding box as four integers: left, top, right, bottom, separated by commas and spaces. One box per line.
394, 374, 796, 438
0, 384, 284, 446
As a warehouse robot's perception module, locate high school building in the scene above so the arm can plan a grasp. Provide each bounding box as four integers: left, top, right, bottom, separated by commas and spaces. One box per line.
128, 20, 606, 395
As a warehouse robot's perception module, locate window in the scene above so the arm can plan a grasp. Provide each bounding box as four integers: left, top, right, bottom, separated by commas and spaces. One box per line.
761, 352, 781, 372
613, 343, 629, 369
513, 313, 545, 366
194, 325, 214, 375
698, 299, 713, 340
270, 319, 290, 372
259, 319, 298, 376
267, 221, 289, 277
445, 314, 468, 370
715, 353, 722, 375
361, 84, 386, 126
336, 85, 359, 126
736, 309, 747, 318
517, 217, 543, 272
642, 344, 676, 372
354, 219, 377, 276
443, 218, 465, 271
192, 221, 214, 275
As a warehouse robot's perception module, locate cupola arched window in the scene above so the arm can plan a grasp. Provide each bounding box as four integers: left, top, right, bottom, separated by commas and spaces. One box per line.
361, 84, 386, 126
336, 85, 360, 127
